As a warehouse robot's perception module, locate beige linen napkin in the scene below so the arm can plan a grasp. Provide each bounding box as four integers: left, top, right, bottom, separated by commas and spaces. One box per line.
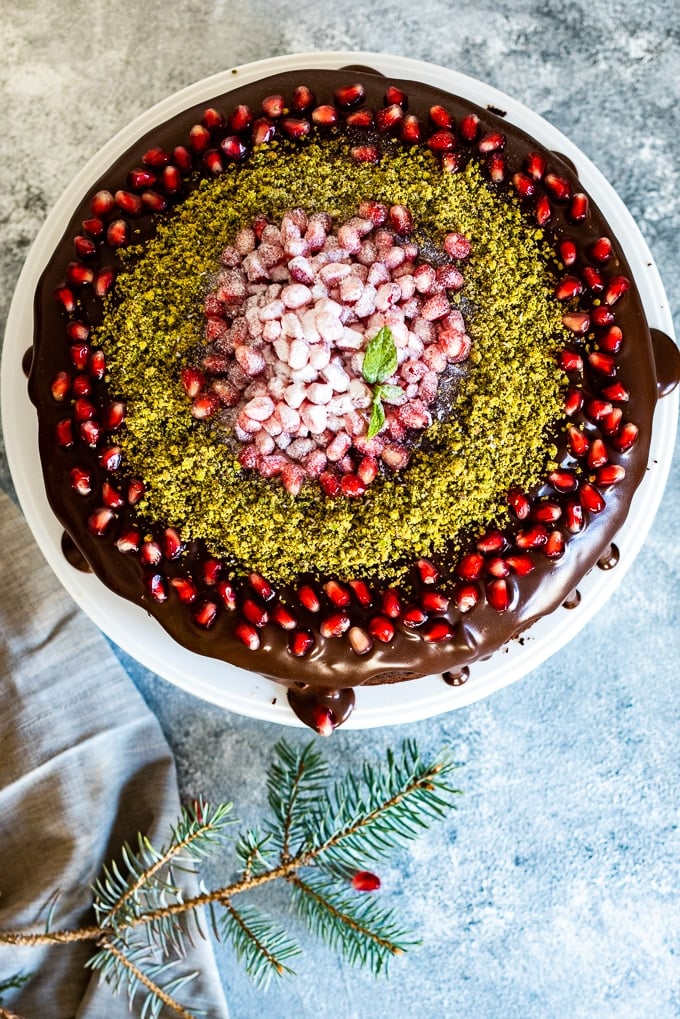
0, 488, 229, 1018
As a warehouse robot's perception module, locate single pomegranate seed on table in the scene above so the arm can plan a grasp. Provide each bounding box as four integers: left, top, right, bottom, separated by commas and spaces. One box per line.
352, 870, 381, 892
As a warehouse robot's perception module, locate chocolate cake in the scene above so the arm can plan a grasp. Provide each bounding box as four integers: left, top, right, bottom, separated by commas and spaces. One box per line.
27, 66, 678, 733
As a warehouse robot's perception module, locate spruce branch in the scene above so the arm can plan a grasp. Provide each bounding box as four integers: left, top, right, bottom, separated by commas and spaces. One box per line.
0, 739, 461, 1016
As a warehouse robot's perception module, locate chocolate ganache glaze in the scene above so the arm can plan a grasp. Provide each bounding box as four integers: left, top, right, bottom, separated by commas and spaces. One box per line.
29, 67, 676, 732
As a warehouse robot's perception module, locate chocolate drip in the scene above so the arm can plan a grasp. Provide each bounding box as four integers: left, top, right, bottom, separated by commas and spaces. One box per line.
442, 667, 470, 686
287, 685, 356, 732
22, 347, 33, 377
562, 589, 581, 609
651, 329, 680, 397
597, 543, 620, 571
61, 531, 92, 572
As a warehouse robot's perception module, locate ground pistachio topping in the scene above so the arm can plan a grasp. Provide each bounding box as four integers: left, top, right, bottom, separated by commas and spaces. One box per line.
98, 138, 566, 583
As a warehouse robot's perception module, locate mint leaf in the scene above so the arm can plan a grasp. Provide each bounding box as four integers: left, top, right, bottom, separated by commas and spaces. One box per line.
377, 383, 405, 403
362, 327, 398, 385
367, 396, 386, 439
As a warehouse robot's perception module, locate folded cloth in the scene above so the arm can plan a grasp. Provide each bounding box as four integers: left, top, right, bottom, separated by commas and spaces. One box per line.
0, 488, 229, 1018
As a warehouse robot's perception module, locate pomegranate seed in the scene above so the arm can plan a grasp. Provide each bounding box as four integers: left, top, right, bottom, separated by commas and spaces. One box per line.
352, 870, 381, 892
601, 407, 623, 435
586, 398, 614, 422
400, 114, 421, 143
368, 615, 395, 643
91, 189, 115, 215
127, 478, 145, 504
74, 235, 96, 258
422, 590, 450, 613
562, 311, 591, 335
349, 579, 373, 607
453, 582, 480, 613
564, 500, 584, 533
590, 237, 614, 263
580, 482, 606, 513
508, 487, 531, 520
476, 530, 507, 554
346, 109, 374, 127
544, 173, 572, 201
106, 219, 129, 247
69, 344, 90, 370
72, 374, 92, 397
604, 276, 630, 306
487, 152, 507, 182
51, 371, 71, 401
54, 284, 75, 313
582, 266, 604, 292
93, 267, 115, 297
79, 420, 102, 446
320, 611, 350, 638
312, 705, 334, 737
99, 445, 122, 470
140, 540, 162, 566
324, 580, 351, 607
601, 381, 629, 402
298, 584, 321, 612
567, 425, 589, 457
524, 151, 546, 180
558, 238, 577, 266
441, 152, 463, 173
591, 306, 615, 328
87, 507, 115, 536
82, 216, 104, 237
588, 351, 616, 376
291, 85, 316, 112
596, 464, 626, 485
564, 387, 584, 415
544, 530, 565, 560
173, 145, 192, 173
189, 124, 211, 152
548, 469, 579, 492
515, 524, 549, 549
162, 527, 183, 559
555, 276, 583, 301
228, 104, 254, 132
114, 190, 143, 216
180, 367, 206, 398
271, 603, 297, 630
611, 421, 639, 451
350, 144, 379, 164
262, 94, 286, 118
384, 85, 408, 107
505, 554, 535, 576
252, 117, 276, 145
459, 113, 480, 141
191, 393, 219, 419
389, 204, 413, 236
73, 396, 95, 422
478, 130, 505, 153
334, 82, 365, 108
202, 106, 225, 129
535, 194, 552, 226
376, 104, 404, 132
513, 172, 536, 198
457, 553, 485, 580
288, 628, 314, 656
89, 349, 106, 380
486, 578, 510, 612
282, 117, 311, 139
66, 262, 94, 287
312, 104, 338, 126
235, 620, 260, 650
161, 165, 182, 194
217, 579, 237, 610
202, 558, 222, 585
531, 500, 562, 524
145, 573, 168, 603
248, 572, 274, 602
243, 596, 269, 628
559, 349, 583, 373
348, 626, 373, 655
381, 588, 402, 619
340, 473, 366, 498
358, 200, 388, 226
103, 401, 126, 430
116, 529, 141, 554
422, 619, 455, 642
569, 192, 589, 221
203, 149, 225, 174
67, 320, 90, 342
171, 577, 198, 603
128, 167, 157, 190
402, 605, 428, 627
599, 326, 623, 354
416, 558, 439, 585
427, 129, 456, 153
69, 466, 92, 495
141, 147, 170, 168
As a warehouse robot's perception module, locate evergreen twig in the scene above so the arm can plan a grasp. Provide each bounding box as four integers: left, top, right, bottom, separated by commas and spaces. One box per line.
0, 739, 460, 1017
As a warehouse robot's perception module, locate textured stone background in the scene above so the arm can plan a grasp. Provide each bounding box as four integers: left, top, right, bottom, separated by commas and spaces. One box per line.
1, 1, 679, 1016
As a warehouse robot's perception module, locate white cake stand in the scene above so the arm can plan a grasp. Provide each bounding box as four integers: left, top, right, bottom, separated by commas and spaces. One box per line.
2, 52, 677, 728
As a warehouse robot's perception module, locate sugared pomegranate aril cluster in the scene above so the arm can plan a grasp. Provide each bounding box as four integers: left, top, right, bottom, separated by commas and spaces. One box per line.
184, 203, 471, 496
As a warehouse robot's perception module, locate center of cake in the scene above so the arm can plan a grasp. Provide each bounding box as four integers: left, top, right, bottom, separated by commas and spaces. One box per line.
187, 204, 472, 497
